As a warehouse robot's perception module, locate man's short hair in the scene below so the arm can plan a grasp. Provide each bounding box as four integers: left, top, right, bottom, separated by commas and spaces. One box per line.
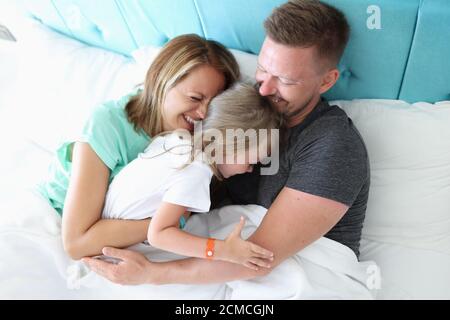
264, 0, 350, 68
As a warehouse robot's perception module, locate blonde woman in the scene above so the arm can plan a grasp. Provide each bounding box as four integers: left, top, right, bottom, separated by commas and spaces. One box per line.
39, 34, 240, 260
101, 83, 282, 270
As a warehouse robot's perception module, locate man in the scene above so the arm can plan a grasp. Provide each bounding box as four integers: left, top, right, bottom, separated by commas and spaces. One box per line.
83, 0, 370, 285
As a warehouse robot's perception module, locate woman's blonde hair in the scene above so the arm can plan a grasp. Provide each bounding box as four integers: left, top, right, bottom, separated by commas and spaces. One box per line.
126, 34, 240, 137
194, 82, 284, 179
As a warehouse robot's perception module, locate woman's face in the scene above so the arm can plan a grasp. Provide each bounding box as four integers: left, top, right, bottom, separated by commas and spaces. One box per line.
162, 64, 226, 132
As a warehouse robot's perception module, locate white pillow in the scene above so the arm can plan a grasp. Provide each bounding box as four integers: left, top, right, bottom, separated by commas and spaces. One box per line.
229, 49, 258, 82
130, 45, 161, 73
4, 18, 144, 153
333, 99, 450, 255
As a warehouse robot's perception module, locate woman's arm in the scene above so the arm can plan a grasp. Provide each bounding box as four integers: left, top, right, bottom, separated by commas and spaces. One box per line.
62, 142, 150, 260
149, 202, 273, 269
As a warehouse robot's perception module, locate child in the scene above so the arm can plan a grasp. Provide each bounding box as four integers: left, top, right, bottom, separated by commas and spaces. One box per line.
102, 83, 283, 271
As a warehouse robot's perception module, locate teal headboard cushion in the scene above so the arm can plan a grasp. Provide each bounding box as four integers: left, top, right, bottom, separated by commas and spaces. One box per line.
20, 0, 450, 103
399, 0, 450, 103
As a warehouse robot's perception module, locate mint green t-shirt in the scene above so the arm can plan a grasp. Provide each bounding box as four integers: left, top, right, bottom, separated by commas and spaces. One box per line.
39, 90, 151, 215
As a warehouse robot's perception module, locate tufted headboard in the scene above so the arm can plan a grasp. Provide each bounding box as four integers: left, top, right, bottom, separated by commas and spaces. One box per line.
18, 0, 450, 103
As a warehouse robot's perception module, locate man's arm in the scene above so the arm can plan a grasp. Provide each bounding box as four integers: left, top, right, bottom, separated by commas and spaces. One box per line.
154, 187, 349, 284
83, 187, 348, 285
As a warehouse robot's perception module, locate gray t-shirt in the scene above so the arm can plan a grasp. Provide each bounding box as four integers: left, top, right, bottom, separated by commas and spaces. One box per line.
224, 99, 370, 258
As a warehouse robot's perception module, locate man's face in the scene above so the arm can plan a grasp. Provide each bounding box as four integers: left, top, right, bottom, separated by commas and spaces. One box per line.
256, 37, 333, 126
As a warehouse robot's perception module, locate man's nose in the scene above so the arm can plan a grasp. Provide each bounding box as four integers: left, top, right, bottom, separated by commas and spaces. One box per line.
258, 77, 277, 97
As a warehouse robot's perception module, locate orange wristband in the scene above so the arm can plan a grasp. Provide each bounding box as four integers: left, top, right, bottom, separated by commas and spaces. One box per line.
205, 238, 215, 260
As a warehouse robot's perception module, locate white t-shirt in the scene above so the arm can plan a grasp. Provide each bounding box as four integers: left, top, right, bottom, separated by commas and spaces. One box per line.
102, 132, 213, 220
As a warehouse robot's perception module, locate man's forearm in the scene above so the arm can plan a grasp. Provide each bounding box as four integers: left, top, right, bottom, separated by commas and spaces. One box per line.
152, 257, 269, 285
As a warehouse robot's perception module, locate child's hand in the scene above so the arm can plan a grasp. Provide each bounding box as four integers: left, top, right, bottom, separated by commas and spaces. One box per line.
220, 216, 274, 270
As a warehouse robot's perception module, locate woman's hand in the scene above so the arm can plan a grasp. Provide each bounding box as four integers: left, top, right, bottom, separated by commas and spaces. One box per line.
82, 247, 159, 285
217, 217, 274, 270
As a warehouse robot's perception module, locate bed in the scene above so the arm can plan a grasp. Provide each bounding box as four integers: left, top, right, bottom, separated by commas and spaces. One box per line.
0, 0, 449, 300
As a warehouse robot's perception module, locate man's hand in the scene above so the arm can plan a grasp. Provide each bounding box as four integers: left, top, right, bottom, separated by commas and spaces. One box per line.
82, 247, 158, 285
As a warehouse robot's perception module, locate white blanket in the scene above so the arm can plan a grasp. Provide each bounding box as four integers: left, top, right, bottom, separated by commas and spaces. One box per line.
0, 188, 377, 300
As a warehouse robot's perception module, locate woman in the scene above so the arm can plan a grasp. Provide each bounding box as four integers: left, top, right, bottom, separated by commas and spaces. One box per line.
39, 34, 240, 260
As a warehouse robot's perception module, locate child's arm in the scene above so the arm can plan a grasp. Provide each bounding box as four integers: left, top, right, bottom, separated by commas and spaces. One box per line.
148, 202, 274, 270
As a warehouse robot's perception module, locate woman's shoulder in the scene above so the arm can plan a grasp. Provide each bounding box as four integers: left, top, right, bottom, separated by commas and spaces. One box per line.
81, 87, 149, 161
92, 88, 141, 119
88, 89, 139, 127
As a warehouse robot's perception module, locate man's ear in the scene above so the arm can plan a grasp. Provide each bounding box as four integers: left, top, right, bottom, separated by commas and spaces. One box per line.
319, 69, 340, 94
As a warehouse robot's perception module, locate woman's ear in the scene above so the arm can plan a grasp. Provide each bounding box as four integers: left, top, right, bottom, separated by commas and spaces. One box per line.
319, 69, 340, 94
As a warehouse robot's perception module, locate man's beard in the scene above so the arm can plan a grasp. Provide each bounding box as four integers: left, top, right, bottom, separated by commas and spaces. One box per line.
280, 94, 315, 120
255, 82, 316, 121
